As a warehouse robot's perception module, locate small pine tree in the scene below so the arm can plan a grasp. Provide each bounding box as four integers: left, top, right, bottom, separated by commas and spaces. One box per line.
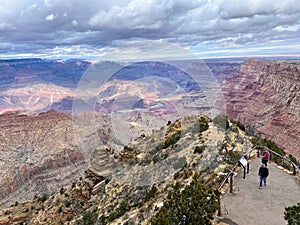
284, 203, 300, 225
82, 211, 98, 225
60, 187, 65, 195
151, 174, 220, 225
199, 117, 209, 132
145, 185, 158, 202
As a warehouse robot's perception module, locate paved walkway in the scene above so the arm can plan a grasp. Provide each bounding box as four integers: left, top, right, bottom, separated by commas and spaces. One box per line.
217, 158, 300, 225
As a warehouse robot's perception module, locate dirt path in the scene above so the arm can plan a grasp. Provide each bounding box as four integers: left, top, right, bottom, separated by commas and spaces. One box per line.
217, 158, 300, 225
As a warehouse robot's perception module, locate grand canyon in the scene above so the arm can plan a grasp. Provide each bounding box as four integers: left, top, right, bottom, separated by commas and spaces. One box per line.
0, 57, 299, 224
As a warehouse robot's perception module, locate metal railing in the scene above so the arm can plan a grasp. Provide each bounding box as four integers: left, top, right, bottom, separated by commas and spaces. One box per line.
217, 160, 240, 191
217, 146, 299, 216
217, 154, 249, 192
251, 145, 299, 175
217, 155, 249, 216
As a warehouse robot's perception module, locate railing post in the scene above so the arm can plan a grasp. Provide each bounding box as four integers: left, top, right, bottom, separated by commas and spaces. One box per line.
230, 174, 233, 193
247, 162, 249, 174
293, 165, 296, 175
217, 198, 221, 216
243, 166, 246, 179
257, 150, 260, 157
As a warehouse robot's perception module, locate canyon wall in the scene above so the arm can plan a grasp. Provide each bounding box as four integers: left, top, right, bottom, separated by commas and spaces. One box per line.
0, 110, 87, 208
223, 58, 300, 159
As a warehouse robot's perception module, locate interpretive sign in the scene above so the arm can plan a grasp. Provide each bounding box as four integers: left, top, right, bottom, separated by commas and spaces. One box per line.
239, 156, 248, 168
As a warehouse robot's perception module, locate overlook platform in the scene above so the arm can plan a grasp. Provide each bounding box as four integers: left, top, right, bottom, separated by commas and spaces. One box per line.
217, 157, 300, 225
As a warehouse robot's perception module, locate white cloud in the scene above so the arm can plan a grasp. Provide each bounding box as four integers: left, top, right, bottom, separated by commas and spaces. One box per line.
274, 24, 300, 32
45, 13, 56, 21
89, 0, 173, 30
0, 21, 15, 30
71, 19, 78, 26
0, 0, 299, 58
219, 0, 300, 19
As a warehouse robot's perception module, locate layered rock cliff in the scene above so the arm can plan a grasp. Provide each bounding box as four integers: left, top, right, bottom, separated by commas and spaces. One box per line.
0, 110, 86, 208
223, 58, 300, 159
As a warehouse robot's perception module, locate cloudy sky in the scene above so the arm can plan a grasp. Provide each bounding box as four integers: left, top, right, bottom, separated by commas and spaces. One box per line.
0, 0, 300, 60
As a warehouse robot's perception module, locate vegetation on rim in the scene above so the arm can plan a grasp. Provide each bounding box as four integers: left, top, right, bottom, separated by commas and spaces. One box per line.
151, 174, 220, 225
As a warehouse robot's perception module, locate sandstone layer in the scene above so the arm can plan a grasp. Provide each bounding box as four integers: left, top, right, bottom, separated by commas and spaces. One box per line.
223, 59, 300, 159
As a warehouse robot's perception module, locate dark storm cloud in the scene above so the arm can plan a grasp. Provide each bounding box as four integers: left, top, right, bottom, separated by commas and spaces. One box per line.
0, 0, 299, 57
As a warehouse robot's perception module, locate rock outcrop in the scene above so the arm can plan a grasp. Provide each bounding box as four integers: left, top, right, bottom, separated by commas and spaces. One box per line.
0, 115, 254, 225
223, 58, 300, 159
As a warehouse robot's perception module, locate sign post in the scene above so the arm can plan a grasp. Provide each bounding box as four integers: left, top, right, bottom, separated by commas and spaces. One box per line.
239, 156, 248, 179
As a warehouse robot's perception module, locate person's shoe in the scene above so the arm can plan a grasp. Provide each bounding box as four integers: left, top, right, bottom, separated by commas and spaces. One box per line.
259, 187, 262, 189
264, 183, 266, 186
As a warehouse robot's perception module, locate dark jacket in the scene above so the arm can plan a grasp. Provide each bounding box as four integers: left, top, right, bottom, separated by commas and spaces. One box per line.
259, 166, 269, 177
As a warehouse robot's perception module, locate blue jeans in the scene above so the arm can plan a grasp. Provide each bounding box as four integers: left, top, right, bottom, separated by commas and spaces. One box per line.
260, 176, 266, 187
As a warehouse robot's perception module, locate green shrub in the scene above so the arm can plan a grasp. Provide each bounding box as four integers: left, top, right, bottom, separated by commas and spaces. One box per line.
39, 194, 49, 202
151, 175, 220, 225
174, 168, 194, 180
251, 137, 285, 155
230, 119, 245, 131
161, 130, 181, 149
194, 145, 206, 154
65, 201, 71, 207
173, 170, 182, 180
82, 211, 98, 225
108, 201, 130, 222
199, 117, 209, 132
227, 151, 242, 164
60, 187, 65, 195
284, 203, 300, 225
145, 185, 158, 202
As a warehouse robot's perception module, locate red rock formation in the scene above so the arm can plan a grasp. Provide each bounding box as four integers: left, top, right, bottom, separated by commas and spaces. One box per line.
223, 58, 300, 159
0, 110, 86, 208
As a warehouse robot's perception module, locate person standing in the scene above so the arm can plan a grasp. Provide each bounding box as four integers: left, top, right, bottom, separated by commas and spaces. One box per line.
261, 148, 270, 166
258, 164, 269, 189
